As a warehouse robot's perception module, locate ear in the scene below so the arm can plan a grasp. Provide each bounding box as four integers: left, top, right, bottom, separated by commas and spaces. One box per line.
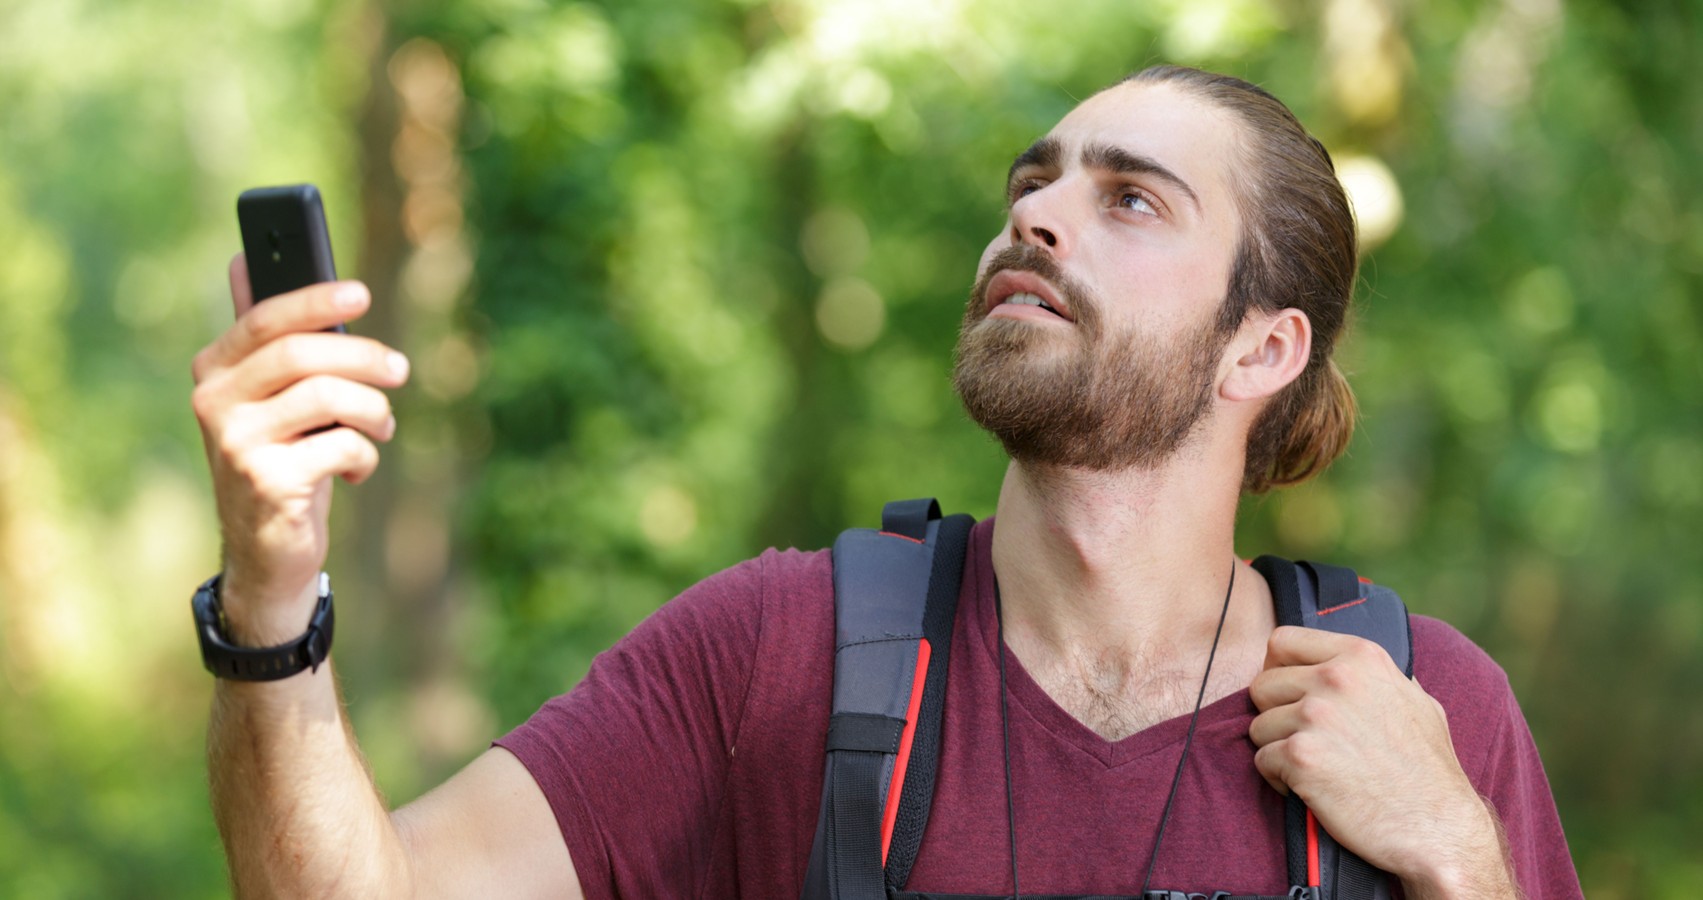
1220, 308, 1311, 403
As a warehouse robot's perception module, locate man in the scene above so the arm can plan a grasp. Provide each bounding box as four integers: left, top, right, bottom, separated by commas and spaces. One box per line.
190, 66, 1581, 898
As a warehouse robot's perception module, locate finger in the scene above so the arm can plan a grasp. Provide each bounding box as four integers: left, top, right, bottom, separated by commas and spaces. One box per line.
222, 332, 409, 402
1248, 697, 1331, 748
1247, 663, 1310, 712
229, 253, 255, 318
1263, 625, 1359, 670
202, 280, 372, 372
292, 426, 382, 485
1252, 741, 1292, 796
230, 377, 396, 447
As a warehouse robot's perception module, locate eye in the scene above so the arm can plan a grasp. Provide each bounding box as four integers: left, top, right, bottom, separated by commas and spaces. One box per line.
1007, 179, 1046, 207
1117, 189, 1158, 216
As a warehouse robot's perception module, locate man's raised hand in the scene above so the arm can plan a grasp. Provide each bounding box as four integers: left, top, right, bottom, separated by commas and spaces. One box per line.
190, 253, 408, 646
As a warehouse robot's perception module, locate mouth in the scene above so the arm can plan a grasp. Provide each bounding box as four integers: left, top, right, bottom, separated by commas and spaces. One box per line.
984, 268, 1074, 323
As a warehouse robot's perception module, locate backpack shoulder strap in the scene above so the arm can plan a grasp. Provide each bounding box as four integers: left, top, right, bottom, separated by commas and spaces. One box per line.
802, 499, 974, 900
1251, 556, 1412, 900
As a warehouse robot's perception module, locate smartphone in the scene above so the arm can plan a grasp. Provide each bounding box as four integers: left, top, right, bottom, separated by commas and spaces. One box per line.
237, 184, 345, 331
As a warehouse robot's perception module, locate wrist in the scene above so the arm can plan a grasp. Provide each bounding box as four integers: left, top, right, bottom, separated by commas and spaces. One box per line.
1396, 796, 1517, 899
218, 573, 324, 647
193, 573, 335, 681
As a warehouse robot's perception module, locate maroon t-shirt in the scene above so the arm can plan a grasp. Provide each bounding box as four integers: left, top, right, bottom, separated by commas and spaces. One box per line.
498, 519, 1582, 898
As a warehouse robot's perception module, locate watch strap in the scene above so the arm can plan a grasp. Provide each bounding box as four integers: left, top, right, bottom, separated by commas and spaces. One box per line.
192, 573, 335, 681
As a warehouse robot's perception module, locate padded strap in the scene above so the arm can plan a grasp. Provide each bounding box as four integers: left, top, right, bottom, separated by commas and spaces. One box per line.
804, 500, 973, 900
883, 510, 973, 888
1253, 556, 1406, 900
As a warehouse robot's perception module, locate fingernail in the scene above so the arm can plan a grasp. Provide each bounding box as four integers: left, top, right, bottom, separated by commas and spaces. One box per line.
387, 351, 409, 377
385, 415, 397, 439
336, 284, 367, 309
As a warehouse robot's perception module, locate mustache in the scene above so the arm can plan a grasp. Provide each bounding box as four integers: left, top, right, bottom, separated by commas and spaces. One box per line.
970, 244, 1099, 329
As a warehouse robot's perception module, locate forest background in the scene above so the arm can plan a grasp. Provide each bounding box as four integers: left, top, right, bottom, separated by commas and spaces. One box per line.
1, 0, 1699, 895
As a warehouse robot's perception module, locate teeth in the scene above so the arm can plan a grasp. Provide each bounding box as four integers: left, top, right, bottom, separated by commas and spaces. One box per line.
1004, 292, 1056, 311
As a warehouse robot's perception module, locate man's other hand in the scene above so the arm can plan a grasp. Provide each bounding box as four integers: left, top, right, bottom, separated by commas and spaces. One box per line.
1248, 626, 1520, 898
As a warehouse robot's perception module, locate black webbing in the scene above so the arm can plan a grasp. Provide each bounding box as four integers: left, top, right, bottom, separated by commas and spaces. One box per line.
882, 498, 942, 540
883, 512, 974, 889
827, 714, 907, 753
1253, 556, 1305, 629
1299, 561, 1360, 613
1283, 791, 1310, 891
828, 750, 892, 900
1335, 852, 1388, 900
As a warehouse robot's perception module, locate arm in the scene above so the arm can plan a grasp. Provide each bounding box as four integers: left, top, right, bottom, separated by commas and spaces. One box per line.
195, 255, 579, 897
1247, 627, 1522, 899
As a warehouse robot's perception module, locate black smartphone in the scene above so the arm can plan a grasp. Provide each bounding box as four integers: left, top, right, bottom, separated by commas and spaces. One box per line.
237, 184, 345, 331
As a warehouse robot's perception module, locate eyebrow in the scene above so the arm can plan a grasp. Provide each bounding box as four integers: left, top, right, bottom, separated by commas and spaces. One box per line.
1006, 136, 1201, 212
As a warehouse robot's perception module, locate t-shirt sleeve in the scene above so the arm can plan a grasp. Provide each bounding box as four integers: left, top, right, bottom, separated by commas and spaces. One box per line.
1410, 616, 1584, 900
493, 549, 794, 900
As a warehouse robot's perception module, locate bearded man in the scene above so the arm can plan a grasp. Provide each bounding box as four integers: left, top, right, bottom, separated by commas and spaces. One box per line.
190, 66, 1583, 898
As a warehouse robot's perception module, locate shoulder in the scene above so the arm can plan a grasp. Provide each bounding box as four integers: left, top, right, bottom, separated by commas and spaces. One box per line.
1407, 613, 1510, 703
1405, 614, 1524, 780
638, 545, 832, 639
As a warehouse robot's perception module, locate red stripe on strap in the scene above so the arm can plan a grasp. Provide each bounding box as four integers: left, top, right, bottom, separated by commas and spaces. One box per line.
1306, 808, 1321, 887
1317, 597, 1368, 616
880, 638, 931, 864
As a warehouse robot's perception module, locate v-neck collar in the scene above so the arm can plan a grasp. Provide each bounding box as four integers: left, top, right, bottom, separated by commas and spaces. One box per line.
965, 517, 1257, 769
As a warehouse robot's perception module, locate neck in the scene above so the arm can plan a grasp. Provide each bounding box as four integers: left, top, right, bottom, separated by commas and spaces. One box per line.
990, 450, 1273, 703
994, 454, 1234, 625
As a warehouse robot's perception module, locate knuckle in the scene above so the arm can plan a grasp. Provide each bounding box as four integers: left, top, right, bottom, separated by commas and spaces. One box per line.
228, 448, 264, 485
304, 374, 338, 408
276, 334, 314, 372
190, 383, 217, 421
238, 304, 274, 344
1296, 696, 1330, 727
1285, 733, 1320, 771
1319, 660, 1355, 691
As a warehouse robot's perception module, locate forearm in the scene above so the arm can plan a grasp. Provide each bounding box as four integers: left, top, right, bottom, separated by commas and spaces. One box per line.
208, 658, 412, 898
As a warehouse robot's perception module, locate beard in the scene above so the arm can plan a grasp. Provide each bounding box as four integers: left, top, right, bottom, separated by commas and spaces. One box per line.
952, 244, 1230, 472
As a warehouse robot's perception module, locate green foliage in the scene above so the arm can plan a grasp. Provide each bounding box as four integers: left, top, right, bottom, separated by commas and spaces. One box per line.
1, 0, 1699, 895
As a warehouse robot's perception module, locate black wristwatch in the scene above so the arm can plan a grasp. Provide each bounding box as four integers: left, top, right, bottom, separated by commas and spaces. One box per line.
192, 573, 335, 681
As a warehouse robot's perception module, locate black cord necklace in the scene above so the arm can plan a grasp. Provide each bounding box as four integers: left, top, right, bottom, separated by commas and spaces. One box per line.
993, 559, 1237, 899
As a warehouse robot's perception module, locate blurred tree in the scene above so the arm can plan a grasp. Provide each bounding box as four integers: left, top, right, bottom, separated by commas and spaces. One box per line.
0, 0, 1697, 895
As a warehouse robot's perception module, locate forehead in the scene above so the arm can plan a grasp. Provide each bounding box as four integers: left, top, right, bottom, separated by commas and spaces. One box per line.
1044, 81, 1243, 215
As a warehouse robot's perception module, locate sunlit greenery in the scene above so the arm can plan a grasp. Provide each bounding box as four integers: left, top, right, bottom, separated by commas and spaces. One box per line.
1, 0, 1698, 896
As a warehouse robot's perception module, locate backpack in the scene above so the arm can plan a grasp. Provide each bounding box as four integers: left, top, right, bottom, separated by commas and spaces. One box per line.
801, 499, 1414, 900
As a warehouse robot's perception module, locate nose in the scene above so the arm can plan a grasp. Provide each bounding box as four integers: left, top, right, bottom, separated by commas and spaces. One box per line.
1007, 185, 1070, 256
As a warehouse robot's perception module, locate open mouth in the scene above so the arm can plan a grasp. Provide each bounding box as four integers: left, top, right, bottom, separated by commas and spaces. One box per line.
984, 268, 1074, 323
1001, 292, 1067, 318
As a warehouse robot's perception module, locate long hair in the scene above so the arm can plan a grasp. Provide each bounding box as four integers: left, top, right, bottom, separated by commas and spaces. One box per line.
1126, 66, 1360, 494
